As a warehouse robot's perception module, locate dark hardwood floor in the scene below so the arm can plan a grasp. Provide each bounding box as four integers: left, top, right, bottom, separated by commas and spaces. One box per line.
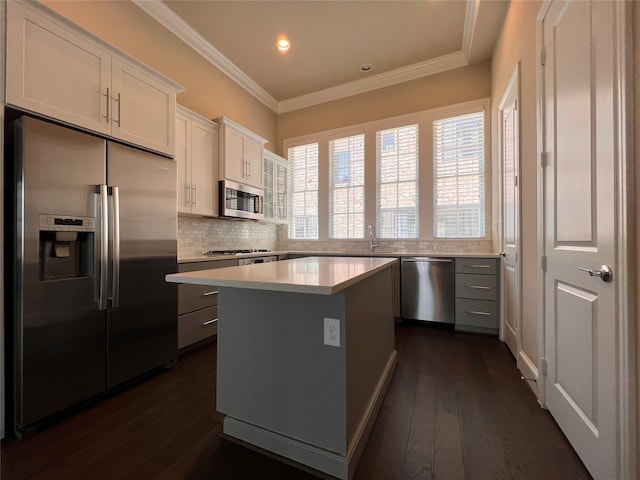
1, 324, 592, 480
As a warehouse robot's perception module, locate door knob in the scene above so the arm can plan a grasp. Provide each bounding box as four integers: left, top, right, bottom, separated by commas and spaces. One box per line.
577, 265, 613, 282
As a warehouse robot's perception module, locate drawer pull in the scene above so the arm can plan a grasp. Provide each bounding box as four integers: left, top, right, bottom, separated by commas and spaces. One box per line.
464, 264, 491, 268
202, 290, 219, 297
465, 310, 491, 316
465, 285, 491, 290
202, 319, 218, 326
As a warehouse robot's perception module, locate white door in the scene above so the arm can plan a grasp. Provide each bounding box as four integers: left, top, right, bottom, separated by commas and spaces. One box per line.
499, 66, 520, 359
541, 1, 618, 478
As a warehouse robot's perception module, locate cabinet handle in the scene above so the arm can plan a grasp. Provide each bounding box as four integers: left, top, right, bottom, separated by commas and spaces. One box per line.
465, 285, 491, 290
203, 290, 218, 297
103, 87, 110, 123
186, 183, 192, 207
247, 159, 251, 178
192, 184, 197, 206
465, 310, 491, 316
113, 92, 121, 127
464, 264, 491, 269
202, 319, 217, 326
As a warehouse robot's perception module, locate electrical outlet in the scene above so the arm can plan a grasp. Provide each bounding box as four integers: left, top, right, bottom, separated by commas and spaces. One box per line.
324, 318, 340, 347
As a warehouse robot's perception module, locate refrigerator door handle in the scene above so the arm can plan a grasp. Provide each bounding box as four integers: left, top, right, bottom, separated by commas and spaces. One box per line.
99, 184, 109, 310
110, 186, 121, 308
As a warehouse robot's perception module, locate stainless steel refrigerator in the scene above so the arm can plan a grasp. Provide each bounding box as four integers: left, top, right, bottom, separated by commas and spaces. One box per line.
5, 116, 178, 435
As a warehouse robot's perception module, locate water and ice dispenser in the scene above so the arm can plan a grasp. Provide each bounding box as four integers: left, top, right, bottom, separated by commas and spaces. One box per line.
39, 214, 95, 280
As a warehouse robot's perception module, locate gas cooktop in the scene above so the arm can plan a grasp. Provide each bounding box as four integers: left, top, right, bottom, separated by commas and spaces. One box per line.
204, 249, 271, 256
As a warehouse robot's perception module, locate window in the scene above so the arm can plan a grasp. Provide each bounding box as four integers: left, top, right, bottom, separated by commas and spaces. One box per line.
376, 125, 419, 239
288, 143, 319, 239
433, 111, 485, 238
329, 134, 365, 239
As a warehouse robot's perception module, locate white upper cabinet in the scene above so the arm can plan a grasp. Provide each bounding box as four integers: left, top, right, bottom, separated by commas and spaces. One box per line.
175, 106, 219, 217
217, 116, 267, 189
5, 1, 183, 156
263, 150, 289, 224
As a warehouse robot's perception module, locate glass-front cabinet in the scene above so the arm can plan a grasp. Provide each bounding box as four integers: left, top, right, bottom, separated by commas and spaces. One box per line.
264, 150, 288, 224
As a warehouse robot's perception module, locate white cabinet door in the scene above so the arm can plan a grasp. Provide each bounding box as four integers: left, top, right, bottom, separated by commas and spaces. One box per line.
176, 107, 219, 217
275, 159, 288, 224
218, 117, 267, 189
6, 2, 181, 156
263, 155, 275, 221
263, 151, 288, 224
6, 1, 111, 136
221, 127, 246, 184
175, 113, 191, 214
244, 136, 263, 188
111, 58, 175, 155
190, 121, 218, 217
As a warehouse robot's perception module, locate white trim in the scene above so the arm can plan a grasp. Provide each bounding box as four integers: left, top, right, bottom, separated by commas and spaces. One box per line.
132, 0, 277, 111
535, 0, 552, 410
498, 63, 524, 390
462, 0, 480, 59
136, 1, 478, 114
176, 104, 219, 130
277, 52, 468, 114
613, 1, 636, 478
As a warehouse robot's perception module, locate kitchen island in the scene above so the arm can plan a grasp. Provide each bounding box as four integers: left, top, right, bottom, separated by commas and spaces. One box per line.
166, 256, 397, 479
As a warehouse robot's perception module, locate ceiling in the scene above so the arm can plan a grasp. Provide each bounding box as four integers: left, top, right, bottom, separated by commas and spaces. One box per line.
134, 1, 509, 113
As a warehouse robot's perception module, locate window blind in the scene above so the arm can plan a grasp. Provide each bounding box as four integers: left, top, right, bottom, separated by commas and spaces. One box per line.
288, 143, 319, 239
376, 125, 419, 239
433, 111, 485, 238
329, 134, 365, 239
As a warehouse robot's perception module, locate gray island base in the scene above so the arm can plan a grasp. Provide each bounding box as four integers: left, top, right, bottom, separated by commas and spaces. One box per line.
166, 257, 398, 479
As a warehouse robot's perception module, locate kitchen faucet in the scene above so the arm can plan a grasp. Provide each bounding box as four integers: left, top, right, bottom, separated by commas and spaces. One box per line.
367, 225, 378, 251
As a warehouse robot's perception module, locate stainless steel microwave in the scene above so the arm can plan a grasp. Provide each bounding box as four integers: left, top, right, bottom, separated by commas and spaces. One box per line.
219, 179, 264, 220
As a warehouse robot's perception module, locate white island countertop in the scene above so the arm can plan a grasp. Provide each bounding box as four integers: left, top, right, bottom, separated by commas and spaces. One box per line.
166, 256, 397, 295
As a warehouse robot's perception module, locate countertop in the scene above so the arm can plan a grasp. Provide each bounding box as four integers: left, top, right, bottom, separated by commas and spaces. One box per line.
167, 256, 398, 295
178, 250, 500, 264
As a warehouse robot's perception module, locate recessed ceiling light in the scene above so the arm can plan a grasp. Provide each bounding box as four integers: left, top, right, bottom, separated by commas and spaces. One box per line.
360, 64, 373, 73
276, 37, 290, 52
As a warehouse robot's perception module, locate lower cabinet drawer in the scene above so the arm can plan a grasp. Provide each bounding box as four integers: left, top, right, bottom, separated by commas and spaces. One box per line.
455, 273, 497, 301
455, 298, 498, 332
178, 284, 218, 315
178, 306, 218, 349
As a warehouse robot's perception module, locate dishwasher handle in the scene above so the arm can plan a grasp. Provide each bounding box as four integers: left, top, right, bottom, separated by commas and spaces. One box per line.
402, 257, 452, 263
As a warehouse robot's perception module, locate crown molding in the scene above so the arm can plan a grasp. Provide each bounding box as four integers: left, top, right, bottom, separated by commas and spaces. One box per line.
277, 51, 468, 114
462, 0, 480, 59
137, 0, 477, 114
132, 0, 278, 112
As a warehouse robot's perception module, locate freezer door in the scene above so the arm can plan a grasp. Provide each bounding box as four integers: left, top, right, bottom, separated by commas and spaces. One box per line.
106, 142, 177, 387
12, 117, 107, 430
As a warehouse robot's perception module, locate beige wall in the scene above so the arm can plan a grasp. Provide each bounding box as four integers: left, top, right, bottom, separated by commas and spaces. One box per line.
41, 0, 278, 149
277, 61, 491, 154
490, 0, 541, 386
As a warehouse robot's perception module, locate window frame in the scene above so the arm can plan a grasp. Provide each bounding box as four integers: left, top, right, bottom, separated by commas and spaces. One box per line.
430, 103, 489, 240
328, 132, 366, 239
282, 98, 491, 243
287, 140, 320, 240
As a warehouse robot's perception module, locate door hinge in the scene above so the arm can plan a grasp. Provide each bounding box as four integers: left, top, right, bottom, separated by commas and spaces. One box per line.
540, 358, 547, 376
514, 174, 518, 187
540, 152, 548, 168
541, 256, 547, 271
514, 99, 518, 111
540, 48, 546, 66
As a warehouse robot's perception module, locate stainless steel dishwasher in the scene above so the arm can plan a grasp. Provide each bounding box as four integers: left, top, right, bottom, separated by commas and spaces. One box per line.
401, 257, 455, 324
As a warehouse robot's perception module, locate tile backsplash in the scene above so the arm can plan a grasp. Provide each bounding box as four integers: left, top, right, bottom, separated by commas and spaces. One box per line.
178, 216, 277, 257
179, 218, 494, 258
